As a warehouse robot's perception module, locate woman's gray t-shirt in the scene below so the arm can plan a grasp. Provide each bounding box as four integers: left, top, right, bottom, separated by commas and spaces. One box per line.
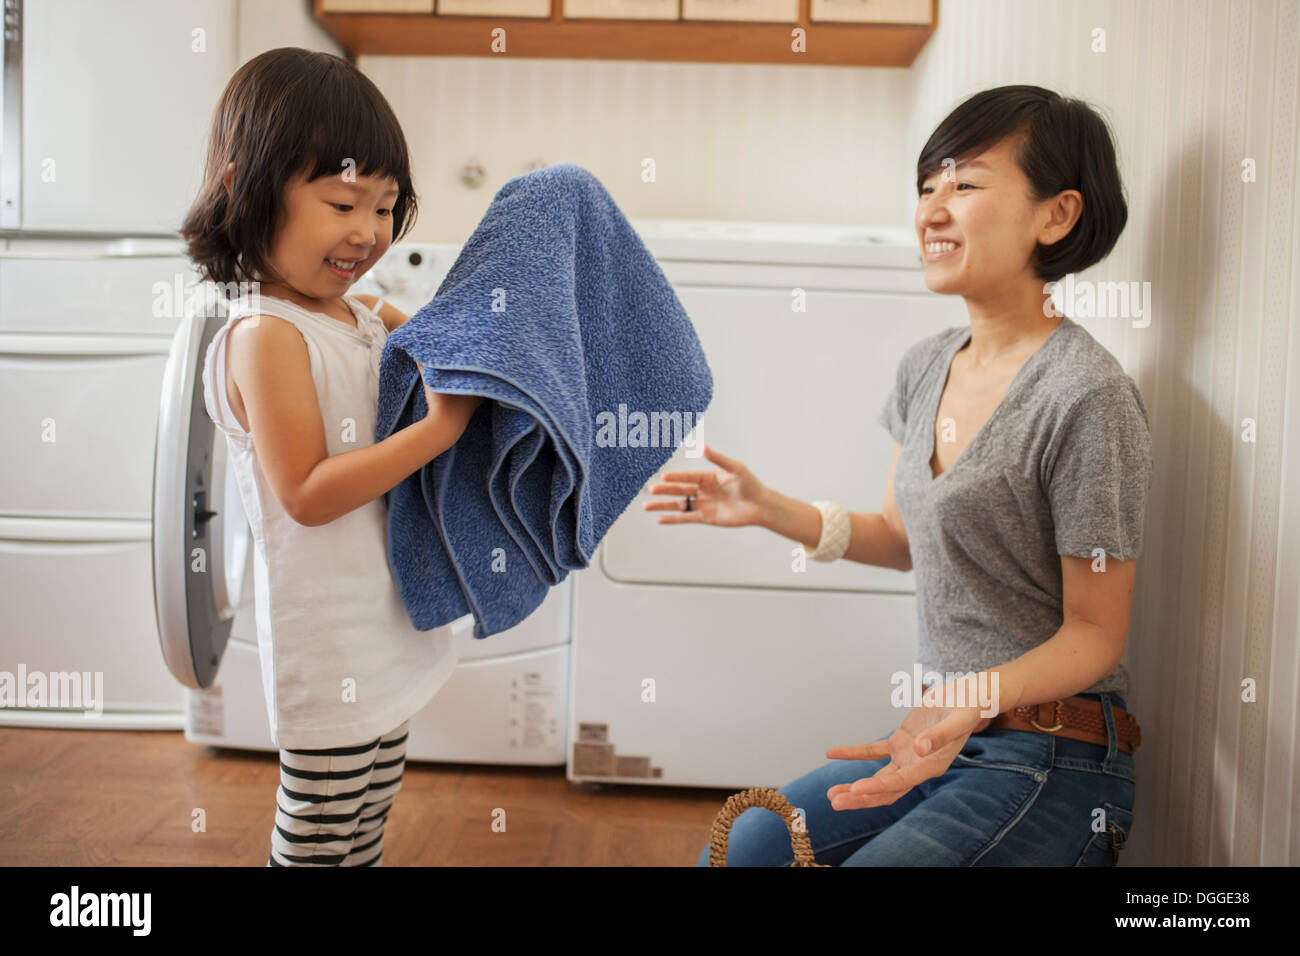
877, 315, 1152, 701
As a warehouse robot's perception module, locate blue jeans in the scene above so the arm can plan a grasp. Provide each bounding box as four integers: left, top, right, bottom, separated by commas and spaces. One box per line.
697, 692, 1136, 866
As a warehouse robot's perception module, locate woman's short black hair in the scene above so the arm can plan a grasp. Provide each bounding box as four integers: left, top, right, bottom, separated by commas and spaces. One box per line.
915, 85, 1127, 284
180, 47, 418, 296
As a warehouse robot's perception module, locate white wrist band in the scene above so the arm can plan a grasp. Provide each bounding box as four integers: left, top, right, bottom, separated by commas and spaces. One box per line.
807, 500, 851, 562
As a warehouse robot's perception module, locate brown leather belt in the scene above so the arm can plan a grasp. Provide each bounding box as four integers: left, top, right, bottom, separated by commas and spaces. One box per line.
986, 696, 1141, 754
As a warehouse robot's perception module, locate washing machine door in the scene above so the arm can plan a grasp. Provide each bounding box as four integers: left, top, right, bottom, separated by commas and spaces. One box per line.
151, 299, 250, 689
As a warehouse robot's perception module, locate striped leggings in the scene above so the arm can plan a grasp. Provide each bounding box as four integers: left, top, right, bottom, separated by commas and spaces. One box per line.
266, 720, 410, 867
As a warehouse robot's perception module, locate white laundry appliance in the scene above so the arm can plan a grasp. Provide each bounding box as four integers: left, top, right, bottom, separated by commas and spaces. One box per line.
154, 243, 572, 762
567, 220, 969, 790
158, 223, 970, 770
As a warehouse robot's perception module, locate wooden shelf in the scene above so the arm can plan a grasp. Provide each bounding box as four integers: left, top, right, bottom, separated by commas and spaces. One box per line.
312, 0, 938, 67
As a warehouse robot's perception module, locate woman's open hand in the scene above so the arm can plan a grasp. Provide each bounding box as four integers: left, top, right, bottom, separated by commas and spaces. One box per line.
824, 679, 994, 811
641, 444, 768, 528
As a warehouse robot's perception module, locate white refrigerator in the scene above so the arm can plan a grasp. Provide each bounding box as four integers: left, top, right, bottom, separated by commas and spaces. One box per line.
0, 0, 244, 735
0, 0, 570, 767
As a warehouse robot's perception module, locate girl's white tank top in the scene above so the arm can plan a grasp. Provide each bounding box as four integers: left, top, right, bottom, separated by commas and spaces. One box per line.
200, 292, 456, 750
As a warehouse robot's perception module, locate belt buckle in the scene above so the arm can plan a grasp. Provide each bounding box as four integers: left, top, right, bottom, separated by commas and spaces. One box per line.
1029, 699, 1065, 733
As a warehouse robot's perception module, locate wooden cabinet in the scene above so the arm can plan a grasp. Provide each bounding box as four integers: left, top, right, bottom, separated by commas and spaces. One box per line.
682, 0, 799, 22
439, 0, 551, 16
564, 0, 679, 20
320, 0, 433, 10
810, 0, 929, 23
313, 0, 937, 66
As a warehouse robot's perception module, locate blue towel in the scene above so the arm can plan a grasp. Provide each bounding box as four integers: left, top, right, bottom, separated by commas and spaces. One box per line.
376, 163, 714, 639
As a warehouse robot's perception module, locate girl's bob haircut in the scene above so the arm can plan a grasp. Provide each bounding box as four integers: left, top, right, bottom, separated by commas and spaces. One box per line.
180, 47, 418, 296
915, 85, 1127, 285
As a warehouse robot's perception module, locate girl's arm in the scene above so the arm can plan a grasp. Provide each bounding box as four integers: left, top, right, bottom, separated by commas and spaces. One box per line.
227, 312, 472, 528
353, 293, 407, 333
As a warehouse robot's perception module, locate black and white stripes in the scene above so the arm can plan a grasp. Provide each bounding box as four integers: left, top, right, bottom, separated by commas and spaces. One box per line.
267, 721, 410, 867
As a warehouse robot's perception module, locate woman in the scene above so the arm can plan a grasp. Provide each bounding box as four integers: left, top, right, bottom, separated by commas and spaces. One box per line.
646, 85, 1153, 866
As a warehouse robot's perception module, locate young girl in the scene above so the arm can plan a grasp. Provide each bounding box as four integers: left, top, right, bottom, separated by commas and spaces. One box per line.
181, 47, 482, 866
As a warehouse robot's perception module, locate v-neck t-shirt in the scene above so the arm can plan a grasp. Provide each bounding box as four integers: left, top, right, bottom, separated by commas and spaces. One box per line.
876, 315, 1152, 700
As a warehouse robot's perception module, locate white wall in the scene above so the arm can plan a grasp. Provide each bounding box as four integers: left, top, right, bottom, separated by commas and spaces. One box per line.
236, 0, 344, 63
358, 59, 915, 241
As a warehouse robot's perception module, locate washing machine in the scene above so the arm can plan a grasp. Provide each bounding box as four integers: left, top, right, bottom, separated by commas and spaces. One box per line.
152, 243, 570, 761
567, 220, 968, 790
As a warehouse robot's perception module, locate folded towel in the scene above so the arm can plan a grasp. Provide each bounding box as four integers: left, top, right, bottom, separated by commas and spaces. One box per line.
376, 163, 714, 639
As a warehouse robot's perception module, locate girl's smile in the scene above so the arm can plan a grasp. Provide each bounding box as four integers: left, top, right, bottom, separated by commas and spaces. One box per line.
325, 257, 362, 279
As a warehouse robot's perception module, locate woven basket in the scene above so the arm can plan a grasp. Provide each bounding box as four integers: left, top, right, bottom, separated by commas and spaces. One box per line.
708, 787, 830, 867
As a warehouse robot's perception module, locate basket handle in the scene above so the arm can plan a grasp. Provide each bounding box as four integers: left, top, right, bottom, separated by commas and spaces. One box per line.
708, 787, 819, 866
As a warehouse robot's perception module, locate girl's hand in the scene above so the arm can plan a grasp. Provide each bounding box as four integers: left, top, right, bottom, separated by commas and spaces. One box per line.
641, 444, 768, 528
824, 679, 994, 811
413, 358, 438, 416
414, 359, 484, 421
429, 391, 485, 420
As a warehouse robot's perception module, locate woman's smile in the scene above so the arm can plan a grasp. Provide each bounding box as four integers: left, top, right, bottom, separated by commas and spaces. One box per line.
924, 240, 962, 262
